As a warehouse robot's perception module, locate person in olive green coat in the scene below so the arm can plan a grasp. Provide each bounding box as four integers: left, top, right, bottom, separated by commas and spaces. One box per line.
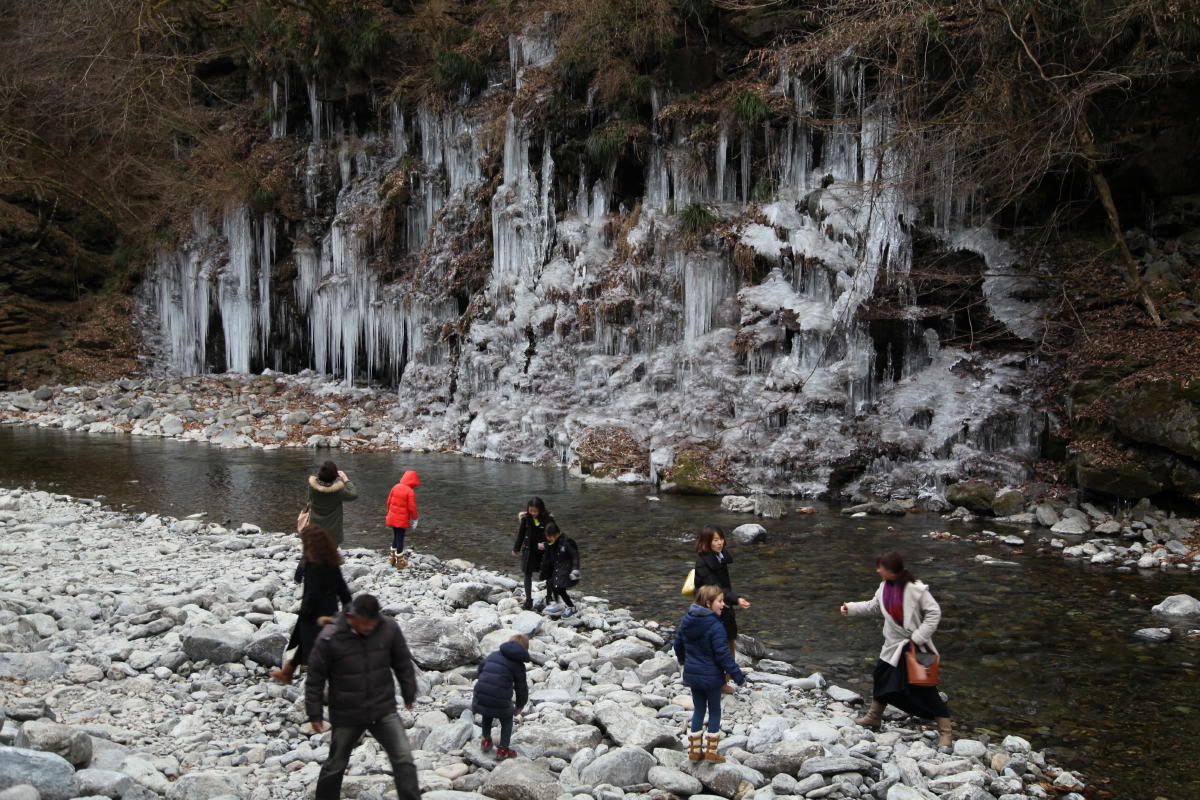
307, 460, 358, 545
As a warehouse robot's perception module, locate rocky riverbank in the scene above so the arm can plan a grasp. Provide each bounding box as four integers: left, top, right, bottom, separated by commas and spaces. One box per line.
0, 487, 1103, 800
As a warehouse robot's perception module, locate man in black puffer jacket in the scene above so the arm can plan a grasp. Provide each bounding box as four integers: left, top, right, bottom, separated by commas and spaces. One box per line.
306, 594, 420, 800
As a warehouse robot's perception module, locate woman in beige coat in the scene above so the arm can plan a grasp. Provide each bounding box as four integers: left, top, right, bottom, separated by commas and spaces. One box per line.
840, 551, 953, 748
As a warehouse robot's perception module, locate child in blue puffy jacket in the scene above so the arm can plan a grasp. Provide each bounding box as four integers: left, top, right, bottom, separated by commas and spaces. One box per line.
472, 634, 530, 758
674, 584, 745, 762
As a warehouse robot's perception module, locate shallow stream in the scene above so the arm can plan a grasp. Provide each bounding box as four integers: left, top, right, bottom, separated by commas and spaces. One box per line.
1, 425, 1197, 798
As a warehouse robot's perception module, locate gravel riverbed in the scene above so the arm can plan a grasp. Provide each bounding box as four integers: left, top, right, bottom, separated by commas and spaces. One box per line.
0, 487, 1099, 800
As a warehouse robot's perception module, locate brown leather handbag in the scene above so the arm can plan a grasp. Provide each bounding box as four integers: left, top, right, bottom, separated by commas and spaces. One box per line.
905, 642, 940, 686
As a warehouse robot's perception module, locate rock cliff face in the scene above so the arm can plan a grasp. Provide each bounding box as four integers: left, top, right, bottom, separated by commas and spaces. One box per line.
136, 36, 1051, 499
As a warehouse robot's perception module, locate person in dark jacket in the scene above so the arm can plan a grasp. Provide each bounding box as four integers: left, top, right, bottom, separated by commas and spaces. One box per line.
270, 523, 352, 684
693, 525, 751, 692
471, 634, 530, 758
674, 584, 745, 762
385, 469, 420, 568
306, 594, 420, 800
539, 523, 580, 617
512, 497, 555, 610
306, 460, 358, 546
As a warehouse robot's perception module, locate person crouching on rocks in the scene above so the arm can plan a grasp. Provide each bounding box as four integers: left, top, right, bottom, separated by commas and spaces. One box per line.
472, 633, 530, 759
271, 522, 351, 684
674, 584, 745, 762
306, 460, 357, 546
839, 551, 953, 750
512, 497, 555, 610
539, 522, 580, 618
385, 469, 420, 567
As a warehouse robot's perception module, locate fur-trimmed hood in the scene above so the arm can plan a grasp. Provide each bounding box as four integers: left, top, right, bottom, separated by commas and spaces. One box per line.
309, 475, 346, 493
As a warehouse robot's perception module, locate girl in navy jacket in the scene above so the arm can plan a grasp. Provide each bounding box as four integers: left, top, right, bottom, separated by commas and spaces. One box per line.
674, 584, 745, 762
472, 634, 530, 758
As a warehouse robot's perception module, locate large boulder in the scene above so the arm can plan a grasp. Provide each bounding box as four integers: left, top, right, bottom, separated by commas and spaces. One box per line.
593, 702, 678, 750
648, 766, 703, 796
1152, 594, 1200, 617
729, 524, 767, 544
73, 768, 134, 798
1107, 379, 1200, 460
14, 720, 91, 767
0, 653, 66, 681
752, 495, 786, 519
0, 746, 75, 800
594, 640, 653, 665
243, 627, 289, 667
944, 481, 996, 514
422, 713, 474, 752
510, 722, 602, 760
164, 772, 244, 799
445, 583, 494, 609
404, 616, 481, 671
579, 746, 656, 787
991, 490, 1025, 517
182, 624, 252, 664
481, 757, 559, 800
744, 741, 823, 777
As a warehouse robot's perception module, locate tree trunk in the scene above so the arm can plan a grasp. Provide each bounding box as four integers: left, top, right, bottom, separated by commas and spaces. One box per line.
1078, 121, 1163, 328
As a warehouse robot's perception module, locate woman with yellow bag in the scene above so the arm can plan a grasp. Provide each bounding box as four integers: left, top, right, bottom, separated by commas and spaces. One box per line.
692, 525, 751, 693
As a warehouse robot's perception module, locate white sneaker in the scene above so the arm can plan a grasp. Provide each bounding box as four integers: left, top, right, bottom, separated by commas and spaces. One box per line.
543, 603, 564, 615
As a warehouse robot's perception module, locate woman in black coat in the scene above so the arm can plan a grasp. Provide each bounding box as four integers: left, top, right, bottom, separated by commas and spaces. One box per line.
693, 525, 751, 691
512, 497, 555, 610
271, 523, 352, 684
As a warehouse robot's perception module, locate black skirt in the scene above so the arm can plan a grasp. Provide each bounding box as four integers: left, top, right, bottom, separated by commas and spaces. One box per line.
285, 617, 323, 666
719, 606, 738, 641
872, 644, 949, 719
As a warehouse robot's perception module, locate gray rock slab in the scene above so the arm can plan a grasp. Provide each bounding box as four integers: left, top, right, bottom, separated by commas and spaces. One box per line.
796, 756, 872, 778
164, 772, 245, 800
73, 768, 134, 798
510, 723, 601, 760
0, 746, 75, 800
579, 746, 656, 788
1152, 594, 1200, 616
14, 721, 90, 768
649, 765, 703, 796
481, 757, 559, 800
182, 626, 251, 664
405, 616, 482, 670
593, 702, 678, 750
0, 653, 65, 681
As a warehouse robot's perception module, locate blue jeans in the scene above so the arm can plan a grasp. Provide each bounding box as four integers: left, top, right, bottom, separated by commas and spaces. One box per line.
391, 527, 407, 551
690, 685, 723, 733
481, 714, 514, 747
316, 712, 418, 800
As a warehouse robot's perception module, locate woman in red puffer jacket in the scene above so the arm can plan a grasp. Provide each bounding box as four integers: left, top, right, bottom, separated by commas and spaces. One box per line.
385, 470, 420, 567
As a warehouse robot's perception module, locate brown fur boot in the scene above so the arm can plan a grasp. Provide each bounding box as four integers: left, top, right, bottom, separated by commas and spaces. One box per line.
854, 700, 884, 730
703, 732, 725, 763
687, 731, 704, 761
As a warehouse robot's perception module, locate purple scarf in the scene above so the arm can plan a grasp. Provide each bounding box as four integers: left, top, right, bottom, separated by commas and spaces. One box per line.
882, 580, 904, 624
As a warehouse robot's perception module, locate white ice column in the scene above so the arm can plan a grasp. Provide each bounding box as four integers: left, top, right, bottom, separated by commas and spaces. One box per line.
218, 205, 258, 373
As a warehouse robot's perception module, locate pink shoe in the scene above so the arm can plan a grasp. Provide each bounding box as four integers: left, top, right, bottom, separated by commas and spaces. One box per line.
480, 737, 492, 751
496, 746, 517, 758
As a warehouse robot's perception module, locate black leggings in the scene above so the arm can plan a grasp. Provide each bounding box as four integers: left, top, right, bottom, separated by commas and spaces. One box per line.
548, 586, 573, 606
391, 527, 406, 551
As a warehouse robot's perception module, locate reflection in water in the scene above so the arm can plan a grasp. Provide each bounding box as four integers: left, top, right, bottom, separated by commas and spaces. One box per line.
1, 425, 1198, 796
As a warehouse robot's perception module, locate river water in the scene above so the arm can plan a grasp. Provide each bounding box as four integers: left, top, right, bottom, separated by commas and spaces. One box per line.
1, 425, 1197, 798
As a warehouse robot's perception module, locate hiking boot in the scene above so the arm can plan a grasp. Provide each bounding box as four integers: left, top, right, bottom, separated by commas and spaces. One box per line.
496, 746, 517, 758
479, 737, 492, 752
269, 662, 296, 685
561, 606, 577, 618
854, 700, 884, 730
687, 731, 704, 761
936, 717, 954, 750
543, 603, 564, 615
